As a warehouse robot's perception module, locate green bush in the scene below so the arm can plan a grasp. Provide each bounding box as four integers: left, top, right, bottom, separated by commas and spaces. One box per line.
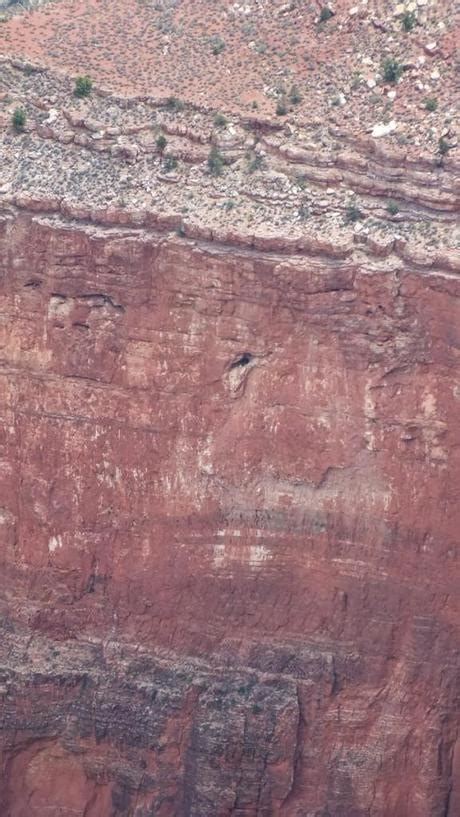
319, 7, 333, 22
247, 153, 264, 173
156, 134, 167, 151
209, 35, 225, 55
214, 112, 227, 128
298, 200, 310, 221
12, 107, 26, 132
424, 97, 438, 112
74, 75, 92, 98
163, 156, 178, 172
254, 41, 268, 54
382, 57, 403, 84
386, 199, 399, 216
438, 137, 450, 156
165, 96, 184, 112
345, 203, 364, 223
208, 145, 224, 176
276, 98, 287, 116
289, 84, 302, 105
401, 11, 416, 32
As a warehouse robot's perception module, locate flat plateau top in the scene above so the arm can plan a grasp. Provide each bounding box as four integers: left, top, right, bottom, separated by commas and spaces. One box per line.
0, 0, 458, 156
0, 0, 458, 266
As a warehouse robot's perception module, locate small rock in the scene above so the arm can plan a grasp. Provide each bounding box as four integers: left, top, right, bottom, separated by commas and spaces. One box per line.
371, 120, 398, 138
372, 18, 388, 31
387, 90, 397, 101
44, 108, 59, 125
424, 42, 438, 56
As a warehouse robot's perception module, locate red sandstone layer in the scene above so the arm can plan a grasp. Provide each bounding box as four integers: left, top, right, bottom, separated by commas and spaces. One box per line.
0, 2, 459, 815
0, 202, 459, 815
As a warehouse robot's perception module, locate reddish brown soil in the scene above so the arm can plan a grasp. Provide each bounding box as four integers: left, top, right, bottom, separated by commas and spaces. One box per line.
1, 0, 458, 152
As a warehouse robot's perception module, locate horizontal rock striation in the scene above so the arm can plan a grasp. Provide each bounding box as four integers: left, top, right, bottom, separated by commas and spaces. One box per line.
0, 36, 459, 817
1, 192, 459, 815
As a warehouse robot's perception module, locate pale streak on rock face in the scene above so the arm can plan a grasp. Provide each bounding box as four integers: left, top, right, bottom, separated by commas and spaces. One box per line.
47, 535, 63, 553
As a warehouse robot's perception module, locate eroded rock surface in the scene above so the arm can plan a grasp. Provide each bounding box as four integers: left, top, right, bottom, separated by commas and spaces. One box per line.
0, 4, 459, 815
0, 197, 459, 815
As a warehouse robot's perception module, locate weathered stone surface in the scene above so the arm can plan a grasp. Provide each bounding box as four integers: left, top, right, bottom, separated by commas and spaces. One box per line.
0, 0, 459, 808
0, 207, 459, 816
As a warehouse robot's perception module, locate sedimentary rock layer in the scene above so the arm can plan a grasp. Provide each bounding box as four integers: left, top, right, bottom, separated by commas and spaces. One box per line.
1, 0, 459, 806
0, 202, 459, 815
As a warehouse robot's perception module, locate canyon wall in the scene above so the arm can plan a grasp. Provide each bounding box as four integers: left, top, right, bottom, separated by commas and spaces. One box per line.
0, 205, 458, 816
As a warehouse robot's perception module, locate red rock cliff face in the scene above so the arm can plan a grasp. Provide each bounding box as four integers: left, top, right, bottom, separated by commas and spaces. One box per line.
0, 207, 459, 817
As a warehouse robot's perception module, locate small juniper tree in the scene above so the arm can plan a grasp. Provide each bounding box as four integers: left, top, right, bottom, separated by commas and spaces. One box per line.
438, 137, 451, 157
209, 35, 225, 55
163, 156, 178, 172
382, 57, 403, 84
214, 112, 227, 128
208, 145, 224, 176
156, 134, 167, 152
424, 97, 438, 112
165, 96, 184, 112
386, 199, 399, 216
276, 98, 287, 116
289, 85, 302, 105
401, 11, 416, 32
74, 75, 92, 98
12, 107, 26, 132
345, 203, 364, 223
319, 7, 333, 23
248, 153, 264, 173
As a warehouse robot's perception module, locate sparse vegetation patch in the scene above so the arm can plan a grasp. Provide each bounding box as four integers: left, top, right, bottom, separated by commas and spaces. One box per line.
345, 203, 364, 223
382, 57, 403, 84
209, 34, 225, 55
276, 98, 287, 116
12, 107, 26, 132
319, 7, 333, 23
438, 137, 451, 157
163, 156, 178, 172
424, 97, 438, 112
214, 112, 227, 128
165, 96, 184, 112
401, 11, 416, 32
289, 84, 302, 105
208, 145, 224, 176
386, 200, 399, 216
74, 75, 92, 98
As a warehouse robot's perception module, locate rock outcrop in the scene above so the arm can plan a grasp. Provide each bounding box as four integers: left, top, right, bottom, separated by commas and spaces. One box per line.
0, 195, 459, 815
0, 2, 459, 815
